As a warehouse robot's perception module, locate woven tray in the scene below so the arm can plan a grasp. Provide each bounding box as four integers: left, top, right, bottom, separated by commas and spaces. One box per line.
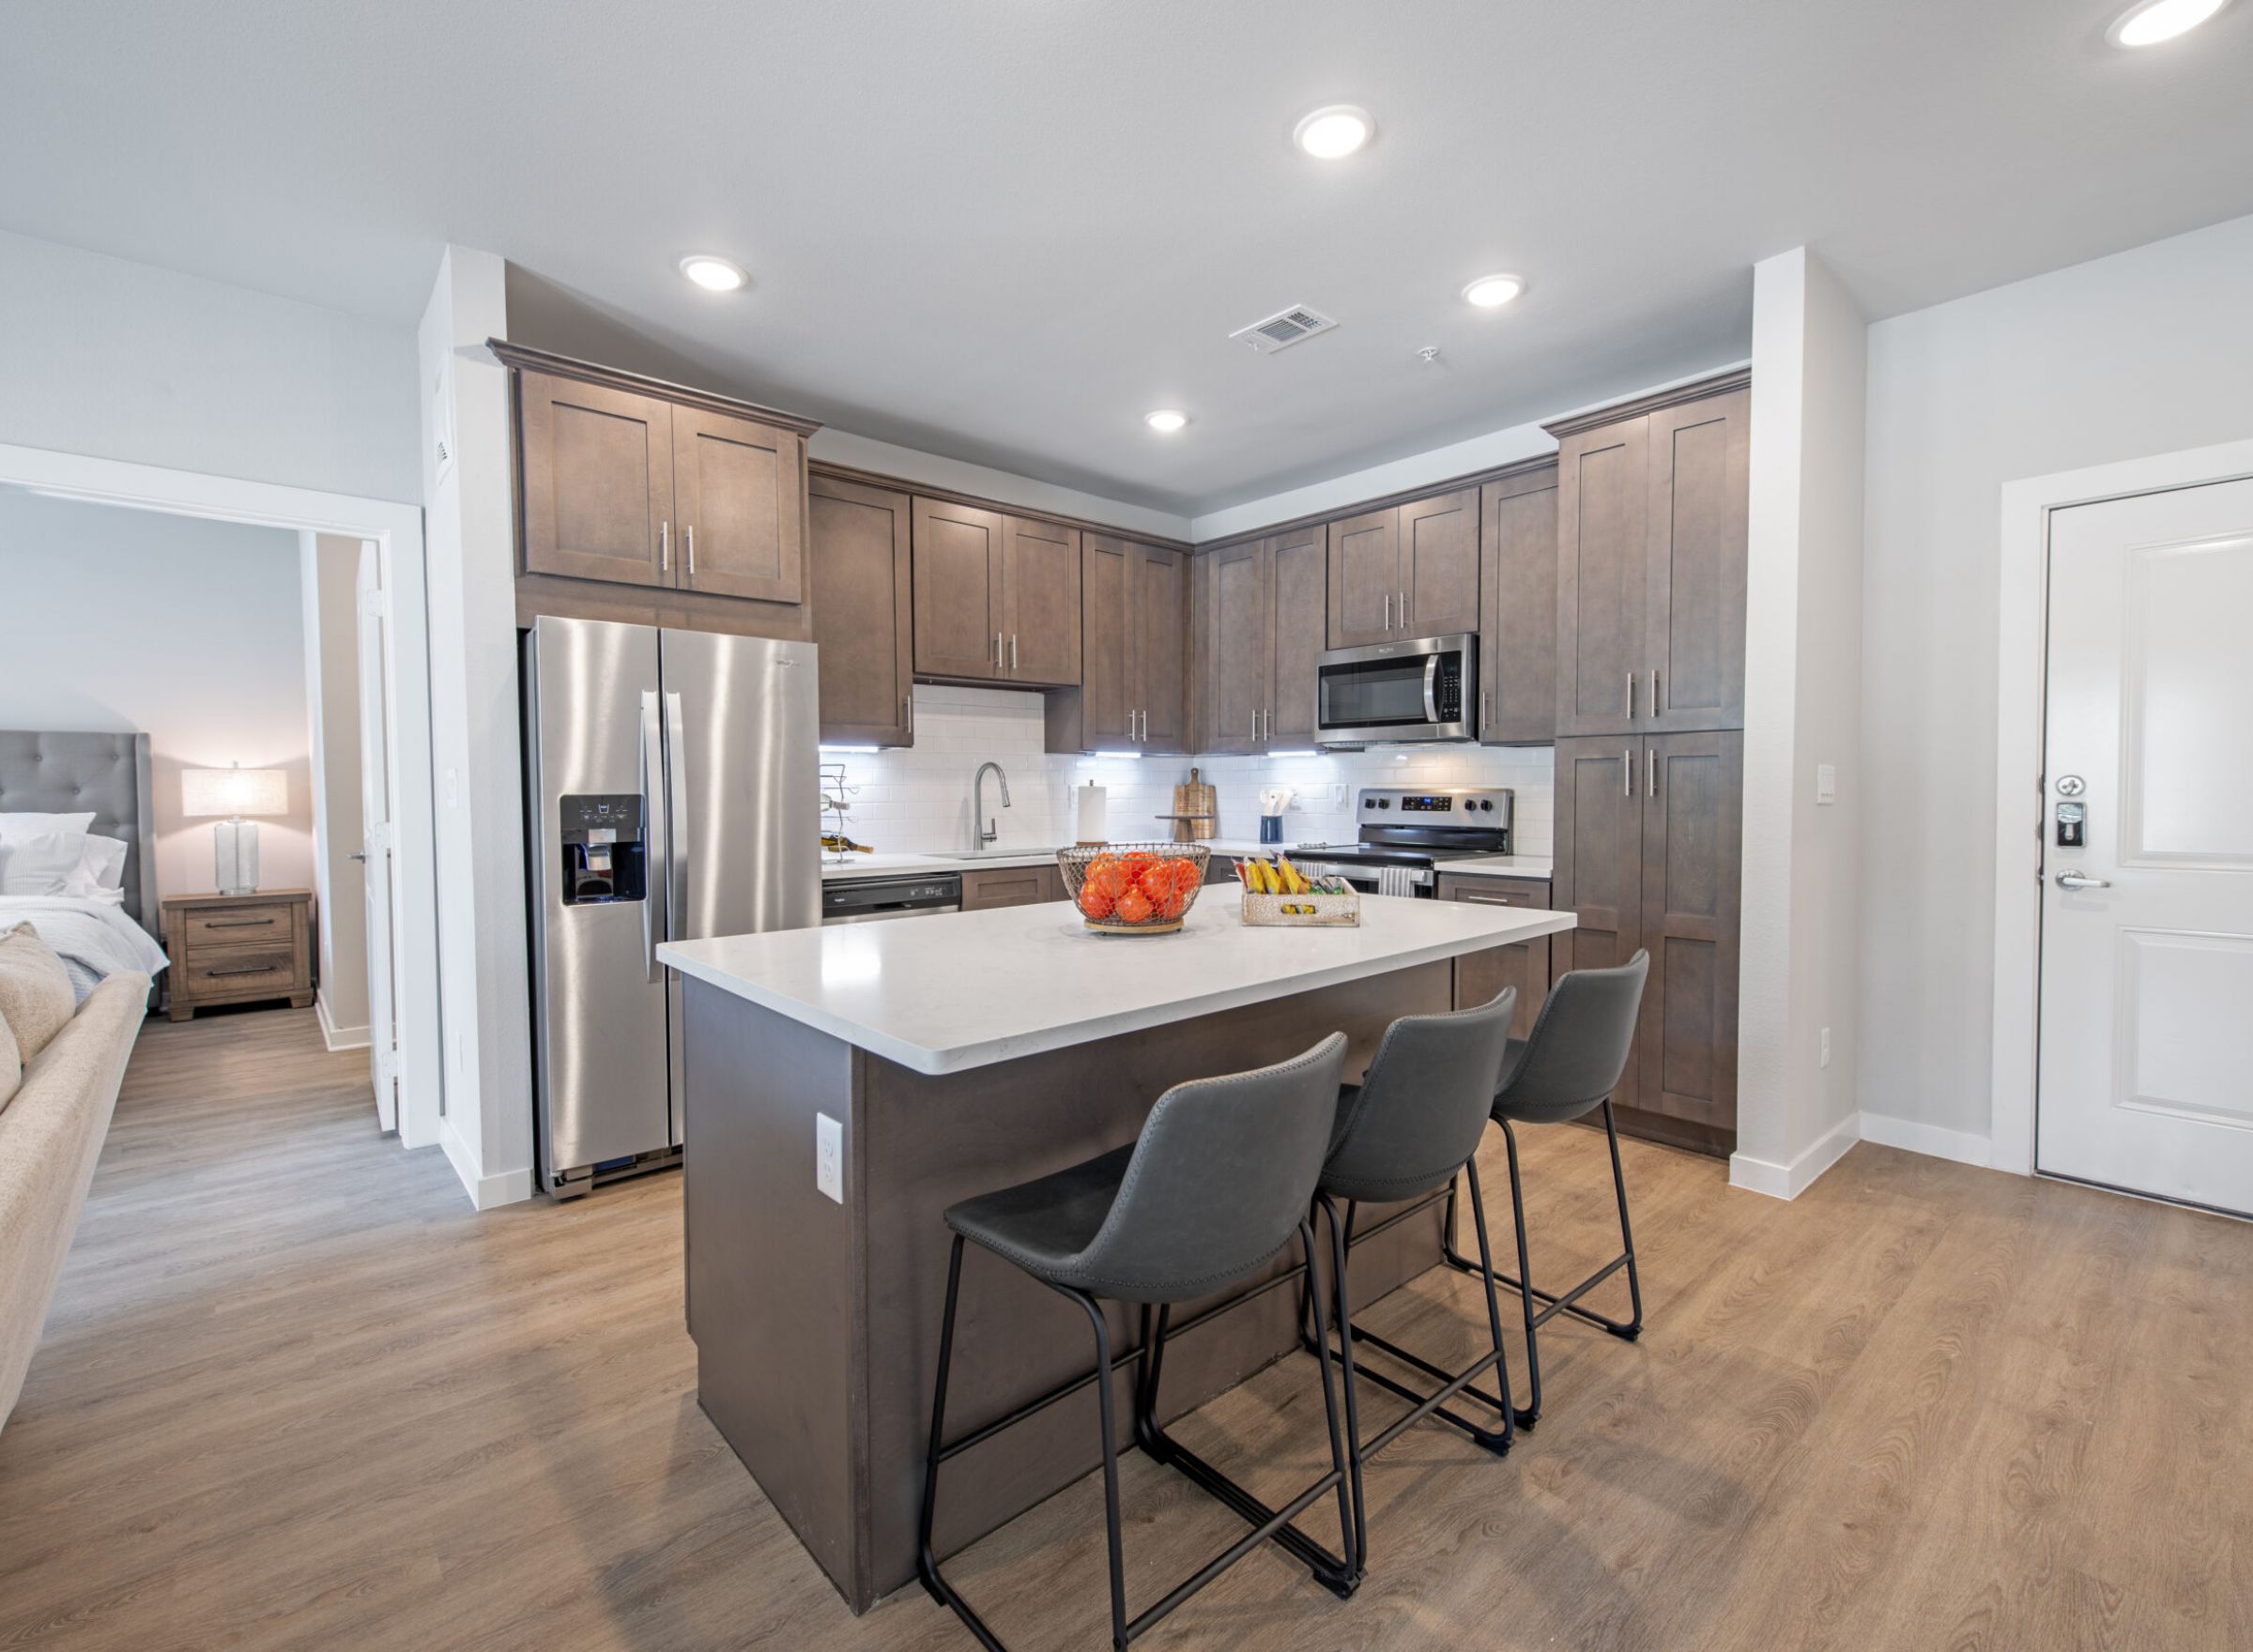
1239, 888, 1361, 927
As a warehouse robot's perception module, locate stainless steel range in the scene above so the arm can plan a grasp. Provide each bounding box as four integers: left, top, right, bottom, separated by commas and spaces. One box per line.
1291, 786, 1513, 898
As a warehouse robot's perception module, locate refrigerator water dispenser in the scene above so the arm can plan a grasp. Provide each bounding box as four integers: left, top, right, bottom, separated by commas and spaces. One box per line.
559, 793, 646, 905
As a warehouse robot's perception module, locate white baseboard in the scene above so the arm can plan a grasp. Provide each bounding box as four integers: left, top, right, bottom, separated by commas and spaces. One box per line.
440, 1118, 536, 1210
314, 994, 371, 1052
1730, 1109, 1862, 1201
1858, 1109, 1993, 1170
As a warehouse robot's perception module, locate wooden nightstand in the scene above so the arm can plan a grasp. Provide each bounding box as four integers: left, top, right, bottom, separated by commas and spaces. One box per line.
161, 890, 315, 1020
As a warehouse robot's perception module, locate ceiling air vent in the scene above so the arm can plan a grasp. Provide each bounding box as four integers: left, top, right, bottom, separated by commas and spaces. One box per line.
1229, 304, 1339, 355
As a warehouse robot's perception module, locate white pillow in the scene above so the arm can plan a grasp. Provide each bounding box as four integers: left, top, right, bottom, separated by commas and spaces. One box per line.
0, 830, 87, 896
70, 833, 130, 896
0, 811, 95, 845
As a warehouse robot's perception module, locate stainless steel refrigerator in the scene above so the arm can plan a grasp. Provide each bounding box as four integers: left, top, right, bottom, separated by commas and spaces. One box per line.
523, 616, 820, 1197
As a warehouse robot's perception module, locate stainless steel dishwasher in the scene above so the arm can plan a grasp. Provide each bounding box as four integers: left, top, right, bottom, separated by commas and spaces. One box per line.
820, 872, 962, 925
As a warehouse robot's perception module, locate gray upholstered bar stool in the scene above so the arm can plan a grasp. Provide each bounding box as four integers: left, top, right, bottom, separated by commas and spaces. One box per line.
1443, 950, 1650, 1429
918, 1034, 1358, 1652
1303, 984, 1521, 1574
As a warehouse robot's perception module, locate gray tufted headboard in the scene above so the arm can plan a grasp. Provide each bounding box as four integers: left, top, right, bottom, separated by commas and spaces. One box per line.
0, 730, 160, 941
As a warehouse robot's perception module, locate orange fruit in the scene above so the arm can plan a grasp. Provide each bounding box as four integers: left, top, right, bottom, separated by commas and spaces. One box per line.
1079, 883, 1116, 920
1113, 886, 1155, 924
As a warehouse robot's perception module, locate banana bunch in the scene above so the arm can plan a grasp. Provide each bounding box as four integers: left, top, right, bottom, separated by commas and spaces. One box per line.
1234, 854, 1350, 913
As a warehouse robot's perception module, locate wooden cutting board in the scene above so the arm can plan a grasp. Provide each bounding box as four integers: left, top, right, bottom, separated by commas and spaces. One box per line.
1166, 768, 1218, 842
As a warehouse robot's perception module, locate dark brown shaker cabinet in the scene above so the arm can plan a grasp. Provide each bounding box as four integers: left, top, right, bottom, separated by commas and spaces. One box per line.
912, 497, 1006, 680
1479, 461, 1558, 744
1264, 527, 1327, 747
1552, 730, 1742, 1155
809, 475, 914, 746
1048, 537, 1186, 754
1199, 540, 1269, 753
1551, 373, 1748, 737
1325, 487, 1479, 649
518, 369, 677, 588
503, 346, 820, 637
1000, 515, 1082, 686
1437, 874, 1553, 1039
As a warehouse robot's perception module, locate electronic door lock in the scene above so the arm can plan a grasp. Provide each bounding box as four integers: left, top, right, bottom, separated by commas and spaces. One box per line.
2054, 800, 2085, 848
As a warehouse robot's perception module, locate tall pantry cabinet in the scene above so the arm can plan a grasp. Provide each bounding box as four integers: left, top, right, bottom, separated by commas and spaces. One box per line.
1548, 371, 1749, 1155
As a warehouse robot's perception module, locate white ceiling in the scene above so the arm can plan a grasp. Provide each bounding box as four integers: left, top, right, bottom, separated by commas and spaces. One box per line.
6, 1, 2250, 515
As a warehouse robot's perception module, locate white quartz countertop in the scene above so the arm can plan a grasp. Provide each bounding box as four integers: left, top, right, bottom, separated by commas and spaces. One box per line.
1433, 854, 1553, 880
660, 895, 1576, 1076
820, 840, 1276, 881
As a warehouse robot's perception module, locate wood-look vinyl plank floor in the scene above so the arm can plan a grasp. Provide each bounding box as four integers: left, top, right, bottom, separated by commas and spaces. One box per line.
1, 1008, 2247, 1650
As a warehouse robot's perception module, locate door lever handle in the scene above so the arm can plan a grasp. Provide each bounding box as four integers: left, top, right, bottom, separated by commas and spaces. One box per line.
2054, 869, 2112, 890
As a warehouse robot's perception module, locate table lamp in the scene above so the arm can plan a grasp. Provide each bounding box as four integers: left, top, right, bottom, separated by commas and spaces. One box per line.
182, 764, 288, 895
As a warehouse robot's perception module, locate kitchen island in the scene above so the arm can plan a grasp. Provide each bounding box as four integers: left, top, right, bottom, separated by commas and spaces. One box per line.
658, 892, 1576, 1611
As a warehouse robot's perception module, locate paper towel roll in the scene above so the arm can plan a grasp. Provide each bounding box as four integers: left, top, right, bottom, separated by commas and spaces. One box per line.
1075, 782, 1108, 844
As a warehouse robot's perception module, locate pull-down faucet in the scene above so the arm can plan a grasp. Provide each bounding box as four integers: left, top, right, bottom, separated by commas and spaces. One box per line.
973, 762, 1011, 848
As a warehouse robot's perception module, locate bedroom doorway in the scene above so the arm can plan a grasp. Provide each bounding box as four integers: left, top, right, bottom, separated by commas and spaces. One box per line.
0, 442, 444, 1154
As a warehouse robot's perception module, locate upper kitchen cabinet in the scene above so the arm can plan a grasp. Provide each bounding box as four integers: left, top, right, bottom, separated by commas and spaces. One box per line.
671, 406, 805, 604
1000, 515, 1082, 686
913, 498, 1082, 686
912, 497, 1006, 680
1325, 487, 1479, 649
1550, 371, 1747, 736
809, 473, 913, 746
1191, 526, 1326, 753
1479, 461, 1558, 745
1047, 536, 1187, 754
498, 343, 820, 638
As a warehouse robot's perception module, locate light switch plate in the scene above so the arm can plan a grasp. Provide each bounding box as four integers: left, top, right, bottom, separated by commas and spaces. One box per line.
815, 1112, 843, 1203
1816, 763, 1837, 806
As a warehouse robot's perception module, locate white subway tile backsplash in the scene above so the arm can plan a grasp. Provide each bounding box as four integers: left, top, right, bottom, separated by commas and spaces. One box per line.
820, 685, 1554, 855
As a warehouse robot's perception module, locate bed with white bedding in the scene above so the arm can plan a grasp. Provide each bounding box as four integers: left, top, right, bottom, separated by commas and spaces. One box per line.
0, 731, 164, 1005
0, 897, 170, 1002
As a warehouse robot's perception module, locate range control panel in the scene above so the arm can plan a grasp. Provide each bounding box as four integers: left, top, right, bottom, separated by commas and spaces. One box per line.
1357, 787, 1513, 821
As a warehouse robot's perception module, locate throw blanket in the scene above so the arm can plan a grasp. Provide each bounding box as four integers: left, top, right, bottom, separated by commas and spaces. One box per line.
0, 899, 169, 1002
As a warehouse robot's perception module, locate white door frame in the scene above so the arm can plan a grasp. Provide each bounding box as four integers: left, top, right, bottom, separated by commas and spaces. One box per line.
0, 440, 446, 1151
1988, 436, 2253, 1177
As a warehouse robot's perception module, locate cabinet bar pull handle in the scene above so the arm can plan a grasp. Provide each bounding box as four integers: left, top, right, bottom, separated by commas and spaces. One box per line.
1383, 593, 1391, 632
1624, 750, 1634, 798
206, 917, 275, 928
660, 521, 670, 574
1648, 748, 1658, 794
207, 963, 280, 978
994, 633, 1003, 669
1400, 588, 1408, 630
1626, 671, 1634, 719
686, 525, 696, 577
1649, 668, 1660, 718
1010, 634, 1018, 669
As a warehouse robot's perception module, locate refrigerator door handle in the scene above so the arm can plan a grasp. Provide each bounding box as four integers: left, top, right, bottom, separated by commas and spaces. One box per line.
641, 689, 667, 984
664, 690, 690, 938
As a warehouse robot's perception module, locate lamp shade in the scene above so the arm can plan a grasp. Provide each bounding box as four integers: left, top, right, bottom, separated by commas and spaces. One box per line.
182, 766, 287, 818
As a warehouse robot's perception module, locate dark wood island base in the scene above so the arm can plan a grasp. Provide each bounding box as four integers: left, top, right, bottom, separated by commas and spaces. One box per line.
681, 961, 1460, 1612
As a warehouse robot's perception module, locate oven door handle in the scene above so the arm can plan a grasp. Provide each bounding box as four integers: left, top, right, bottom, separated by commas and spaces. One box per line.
1422, 653, 1441, 726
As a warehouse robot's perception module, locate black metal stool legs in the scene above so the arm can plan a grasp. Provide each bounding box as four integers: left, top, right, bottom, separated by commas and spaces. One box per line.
1300, 1168, 1516, 1571
921, 1224, 1358, 1651
1441, 1098, 1645, 1429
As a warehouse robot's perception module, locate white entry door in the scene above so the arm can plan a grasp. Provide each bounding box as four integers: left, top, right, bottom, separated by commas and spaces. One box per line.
2037, 478, 2253, 1215
355, 544, 400, 1133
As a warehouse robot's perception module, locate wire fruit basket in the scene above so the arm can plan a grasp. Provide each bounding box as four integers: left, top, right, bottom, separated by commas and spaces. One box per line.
1056, 843, 1212, 936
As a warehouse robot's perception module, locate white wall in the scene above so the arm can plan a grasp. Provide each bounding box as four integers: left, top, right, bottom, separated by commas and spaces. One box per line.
300, 533, 369, 1046
825, 687, 1556, 861
419, 249, 535, 1208
1733, 248, 1868, 1199
1859, 210, 2253, 1157
0, 229, 420, 505
0, 489, 314, 899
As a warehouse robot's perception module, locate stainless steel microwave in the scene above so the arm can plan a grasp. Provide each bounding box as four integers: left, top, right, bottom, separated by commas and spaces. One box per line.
1315, 634, 1477, 746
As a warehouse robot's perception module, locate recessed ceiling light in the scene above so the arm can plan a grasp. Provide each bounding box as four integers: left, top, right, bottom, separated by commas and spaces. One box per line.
1144, 409, 1188, 434
1462, 273, 1526, 309
2107, 0, 2229, 45
678, 254, 747, 292
1292, 105, 1374, 160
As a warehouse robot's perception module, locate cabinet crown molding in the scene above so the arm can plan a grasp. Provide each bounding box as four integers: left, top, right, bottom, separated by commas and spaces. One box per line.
486, 339, 823, 437
1541, 367, 1751, 441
